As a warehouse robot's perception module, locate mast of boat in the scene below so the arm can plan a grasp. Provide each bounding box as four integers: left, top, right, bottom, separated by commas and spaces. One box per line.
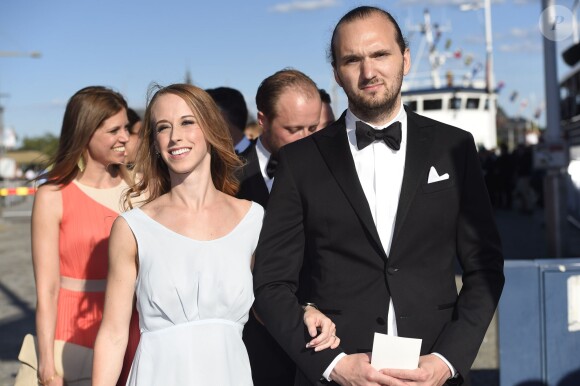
405, 8, 450, 90
484, 0, 494, 93
424, 9, 442, 89
460, 0, 494, 93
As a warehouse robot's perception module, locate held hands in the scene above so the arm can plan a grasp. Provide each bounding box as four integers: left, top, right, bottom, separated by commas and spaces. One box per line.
379, 354, 452, 386
302, 305, 341, 351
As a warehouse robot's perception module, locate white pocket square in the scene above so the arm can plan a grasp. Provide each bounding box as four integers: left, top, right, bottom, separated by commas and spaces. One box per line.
428, 166, 449, 184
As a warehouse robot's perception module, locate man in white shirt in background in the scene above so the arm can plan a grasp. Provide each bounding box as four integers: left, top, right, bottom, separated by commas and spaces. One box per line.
237, 68, 322, 386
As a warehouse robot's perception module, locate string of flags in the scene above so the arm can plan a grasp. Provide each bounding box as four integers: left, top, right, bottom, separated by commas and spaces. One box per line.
418, 22, 544, 121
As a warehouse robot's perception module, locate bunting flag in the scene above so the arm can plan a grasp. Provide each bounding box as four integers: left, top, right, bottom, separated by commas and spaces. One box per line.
464, 55, 473, 66
510, 91, 519, 102
520, 99, 529, 109
472, 62, 483, 78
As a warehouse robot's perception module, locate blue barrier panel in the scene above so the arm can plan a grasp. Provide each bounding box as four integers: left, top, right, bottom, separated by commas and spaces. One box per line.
499, 258, 580, 386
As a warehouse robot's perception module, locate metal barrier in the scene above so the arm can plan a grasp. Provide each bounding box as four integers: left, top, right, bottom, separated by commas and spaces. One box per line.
0, 180, 35, 207
499, 259, 580, 386
0, 186, 36, 196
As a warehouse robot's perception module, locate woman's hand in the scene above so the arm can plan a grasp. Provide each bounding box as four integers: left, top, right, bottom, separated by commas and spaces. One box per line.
38, 373, 64, 386
303, 305, 341, 352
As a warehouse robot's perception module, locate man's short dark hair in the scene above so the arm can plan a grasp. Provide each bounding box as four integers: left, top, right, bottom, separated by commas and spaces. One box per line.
127, 107, 141, 127
329, 6, 407, 67
319, 89, 331, 104
206, 87, 248, 132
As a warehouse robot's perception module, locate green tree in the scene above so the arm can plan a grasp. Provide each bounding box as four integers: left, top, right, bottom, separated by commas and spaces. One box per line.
19, 133, 59, 157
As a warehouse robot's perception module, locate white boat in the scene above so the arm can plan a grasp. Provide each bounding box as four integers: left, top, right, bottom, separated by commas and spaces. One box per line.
402, 85, 497, 150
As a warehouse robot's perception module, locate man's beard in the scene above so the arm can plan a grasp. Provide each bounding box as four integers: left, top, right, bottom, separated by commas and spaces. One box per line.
346, 66, 404, 123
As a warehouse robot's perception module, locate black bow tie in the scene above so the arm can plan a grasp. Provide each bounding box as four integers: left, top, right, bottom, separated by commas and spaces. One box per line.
355, 121, 402, 151
266, 156, 278, 179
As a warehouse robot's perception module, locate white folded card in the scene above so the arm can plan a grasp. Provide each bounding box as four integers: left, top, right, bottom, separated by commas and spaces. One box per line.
370, 333, 422, 370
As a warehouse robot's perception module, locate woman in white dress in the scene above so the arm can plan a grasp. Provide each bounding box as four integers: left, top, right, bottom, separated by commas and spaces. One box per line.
93, 84, 340, 385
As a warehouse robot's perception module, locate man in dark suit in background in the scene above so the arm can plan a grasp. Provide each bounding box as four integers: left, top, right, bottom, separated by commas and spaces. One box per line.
206, 86, 252, 154
317, 88, 336, 132
253, 6, 504, 386
237, 68, 322, 386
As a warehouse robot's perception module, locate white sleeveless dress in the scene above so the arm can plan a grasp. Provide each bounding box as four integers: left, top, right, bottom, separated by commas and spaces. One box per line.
122, 202, 264, 386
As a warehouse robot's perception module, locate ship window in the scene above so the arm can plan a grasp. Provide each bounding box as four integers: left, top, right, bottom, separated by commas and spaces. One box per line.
466, 98, 480, 109
449, 97, 461, 110
404, 100, 417, 111
423, 99, 442, 110
484, 98, 489, 110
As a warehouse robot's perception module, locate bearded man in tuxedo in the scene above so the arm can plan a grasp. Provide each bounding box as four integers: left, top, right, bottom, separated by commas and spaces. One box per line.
252, 6, 504, 386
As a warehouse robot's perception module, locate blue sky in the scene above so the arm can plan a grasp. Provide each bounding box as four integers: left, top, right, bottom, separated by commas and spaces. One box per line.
0, 0, 572, 143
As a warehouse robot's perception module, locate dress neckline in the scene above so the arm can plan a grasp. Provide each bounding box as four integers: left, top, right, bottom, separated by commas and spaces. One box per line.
69, 180, 128, 214
134, 202, 256, 243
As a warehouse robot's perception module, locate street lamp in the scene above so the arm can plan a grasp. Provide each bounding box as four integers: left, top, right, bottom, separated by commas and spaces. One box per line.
0, 50, 41, 161
0, 50, 40, 218
0, 51, 41, 58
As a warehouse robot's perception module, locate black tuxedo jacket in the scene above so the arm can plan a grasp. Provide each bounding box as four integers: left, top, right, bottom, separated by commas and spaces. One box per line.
237, 142, 296, 386
237, 144, 269, 207
253, 110, 505, 385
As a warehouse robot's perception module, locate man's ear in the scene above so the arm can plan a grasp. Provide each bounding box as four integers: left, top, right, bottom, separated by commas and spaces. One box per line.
403, 48, 411, 76
257, 111, 267, 128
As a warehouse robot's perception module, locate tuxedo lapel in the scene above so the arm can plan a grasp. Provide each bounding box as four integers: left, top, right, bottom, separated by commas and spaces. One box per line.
238, 145, 270, 207
314, 115, 387, 259
391, 110, 434, 247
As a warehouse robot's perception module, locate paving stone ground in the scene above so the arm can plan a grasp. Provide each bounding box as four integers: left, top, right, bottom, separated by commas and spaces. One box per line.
0, 200, 35, 386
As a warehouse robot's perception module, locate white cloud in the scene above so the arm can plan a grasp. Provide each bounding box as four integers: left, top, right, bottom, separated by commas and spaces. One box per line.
498, 40, 542, 53
398, 0, 467, 5
49, 99, 67, 108
493, 26, 536, 40
510, 27, 531, 38
463, 34, 486, 45
398, 0, 505, 6
270, 0, 339, 13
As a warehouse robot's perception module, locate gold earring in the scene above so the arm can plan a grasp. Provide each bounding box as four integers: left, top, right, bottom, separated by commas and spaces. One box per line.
77, 155, 86, 172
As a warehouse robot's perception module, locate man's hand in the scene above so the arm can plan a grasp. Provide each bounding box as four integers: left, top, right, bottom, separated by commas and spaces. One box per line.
380, 354, 451, 386
330, 353, 408, 386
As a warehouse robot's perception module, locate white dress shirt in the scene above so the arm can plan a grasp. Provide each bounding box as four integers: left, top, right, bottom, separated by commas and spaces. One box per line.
322, 104, 456, 380
346, 105, 407, 336
255, 137, 275, 192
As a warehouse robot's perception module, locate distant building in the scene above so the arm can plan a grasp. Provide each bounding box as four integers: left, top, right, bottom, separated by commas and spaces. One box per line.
5, 150, 49, 172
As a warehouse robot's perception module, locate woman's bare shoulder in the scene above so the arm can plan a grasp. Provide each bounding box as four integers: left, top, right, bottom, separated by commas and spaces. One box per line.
34, 183, 63, 205
224, 194, 253, 215
32, 183, 63, 221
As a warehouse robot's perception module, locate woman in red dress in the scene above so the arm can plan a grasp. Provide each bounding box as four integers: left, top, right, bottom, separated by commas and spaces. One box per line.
31, 86, 138, 386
